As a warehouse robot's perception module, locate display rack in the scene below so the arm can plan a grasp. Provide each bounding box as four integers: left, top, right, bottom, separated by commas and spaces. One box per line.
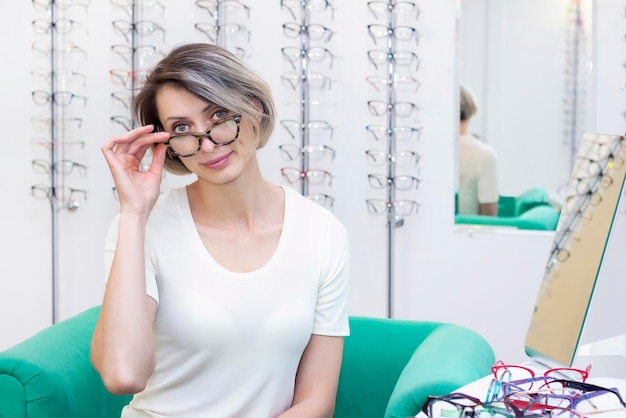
365, 0, 421, 318
31, 1, 90, 323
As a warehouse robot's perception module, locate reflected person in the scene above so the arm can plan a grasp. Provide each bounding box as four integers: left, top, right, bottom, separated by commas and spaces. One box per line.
458, 86, 499, 216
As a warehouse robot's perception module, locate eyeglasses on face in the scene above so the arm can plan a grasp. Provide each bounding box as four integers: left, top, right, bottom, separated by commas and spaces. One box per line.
32, 19, 87, 35
280, 167, 333, 186
282, 22, 335, 42
32, 159, 88, 176
366, 125, 423, 142
280, 0, 335, 20
279, 144, 336, 162
367, 174, 420, 190
164, 114, 241, 158
367, 1, 420, 20
367, 24, 420, 46
195, 0, 250, 18
365, 149, 420, 167
281, 46, 336, 70
32, 90, 87, 107
112, 20, 166, 43
366, 199, 419, 216
280, 119, 334, 140
367, 100, 419, 117
367, 50, 421, 71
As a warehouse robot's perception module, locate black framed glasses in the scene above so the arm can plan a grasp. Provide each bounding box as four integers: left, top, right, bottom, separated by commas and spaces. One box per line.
32, 19, 87, 35
422, 392, 529, 418
368, 174, 420, 190
164, 114, 241, 158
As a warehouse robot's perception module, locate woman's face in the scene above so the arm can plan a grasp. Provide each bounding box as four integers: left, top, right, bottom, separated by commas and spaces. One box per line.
156, 84, 260, 184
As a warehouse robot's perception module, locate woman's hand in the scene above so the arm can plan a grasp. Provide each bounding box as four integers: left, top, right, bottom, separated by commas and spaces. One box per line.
102, 125, 171, 216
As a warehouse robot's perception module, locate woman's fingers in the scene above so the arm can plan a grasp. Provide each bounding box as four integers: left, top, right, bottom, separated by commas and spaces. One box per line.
102, 125, 170, 165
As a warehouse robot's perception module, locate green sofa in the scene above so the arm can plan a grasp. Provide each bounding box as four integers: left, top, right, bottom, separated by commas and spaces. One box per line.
455, 187, 561, 230
0, 307, 494, 418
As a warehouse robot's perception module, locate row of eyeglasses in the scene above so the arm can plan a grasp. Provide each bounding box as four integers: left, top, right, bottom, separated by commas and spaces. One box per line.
194, 0, 252, 60
30, 0, 91, 212
546, 134, 624, 272
278, 0, 337, 211
422, 361, 626, 418
364, 1, 423, 222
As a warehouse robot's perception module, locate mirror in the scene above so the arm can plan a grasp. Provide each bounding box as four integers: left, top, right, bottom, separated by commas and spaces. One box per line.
525, 133, 626, 367
455, 0, 594, 229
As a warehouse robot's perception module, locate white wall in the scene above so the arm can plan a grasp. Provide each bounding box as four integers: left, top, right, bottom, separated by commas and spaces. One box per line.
1, 0, 625, 367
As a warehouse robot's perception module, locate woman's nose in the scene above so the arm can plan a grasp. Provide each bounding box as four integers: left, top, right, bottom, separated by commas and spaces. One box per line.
199, 135, 217, 152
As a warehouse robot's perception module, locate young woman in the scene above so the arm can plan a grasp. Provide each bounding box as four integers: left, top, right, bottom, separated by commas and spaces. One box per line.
91, 43, 350, 418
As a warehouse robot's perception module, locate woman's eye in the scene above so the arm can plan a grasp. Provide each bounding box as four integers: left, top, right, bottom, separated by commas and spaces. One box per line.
173, 124, 189, 134
212, 109, 228, 120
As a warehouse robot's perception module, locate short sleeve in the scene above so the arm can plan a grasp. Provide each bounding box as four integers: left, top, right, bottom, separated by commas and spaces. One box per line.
104, 215, 160, 304
477, 149, 499, 204
312, 219, 350, 336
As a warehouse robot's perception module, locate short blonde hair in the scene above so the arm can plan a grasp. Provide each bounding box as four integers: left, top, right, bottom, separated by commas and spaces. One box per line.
132, 43, 276, 175
460, 86, 477, 122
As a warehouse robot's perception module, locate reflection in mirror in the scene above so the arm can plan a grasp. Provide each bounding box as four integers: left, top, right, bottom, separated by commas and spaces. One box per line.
455, 0, 594, 229
525, 133, 626, 367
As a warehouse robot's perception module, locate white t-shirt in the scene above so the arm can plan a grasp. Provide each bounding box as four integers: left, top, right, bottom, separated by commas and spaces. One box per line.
458, 134, 499, 215
105, 186, 350, 418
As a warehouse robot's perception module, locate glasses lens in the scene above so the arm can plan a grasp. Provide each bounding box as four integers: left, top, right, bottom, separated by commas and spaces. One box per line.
211, 117, 239, 144
169, 136, 199, 156
428, 400, 464, 417
394, 200, 416, 216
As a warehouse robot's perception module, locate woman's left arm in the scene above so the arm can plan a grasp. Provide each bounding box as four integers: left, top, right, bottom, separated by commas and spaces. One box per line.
277, 334, 344, 418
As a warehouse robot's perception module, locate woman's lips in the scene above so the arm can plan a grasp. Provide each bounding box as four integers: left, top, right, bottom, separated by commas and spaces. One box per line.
201, 152, 232, 169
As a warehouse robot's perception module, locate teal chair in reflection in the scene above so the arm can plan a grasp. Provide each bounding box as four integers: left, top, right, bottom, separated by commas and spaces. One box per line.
455, 186, 560, 231
0, 308, 494, 418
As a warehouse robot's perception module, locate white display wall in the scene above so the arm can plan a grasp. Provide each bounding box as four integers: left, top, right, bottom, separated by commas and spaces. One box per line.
0, 0, 625, 367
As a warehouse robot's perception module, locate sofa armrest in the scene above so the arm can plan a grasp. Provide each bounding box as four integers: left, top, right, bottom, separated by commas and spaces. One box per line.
385, 324, 495, 418
0, 306, 131, 418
